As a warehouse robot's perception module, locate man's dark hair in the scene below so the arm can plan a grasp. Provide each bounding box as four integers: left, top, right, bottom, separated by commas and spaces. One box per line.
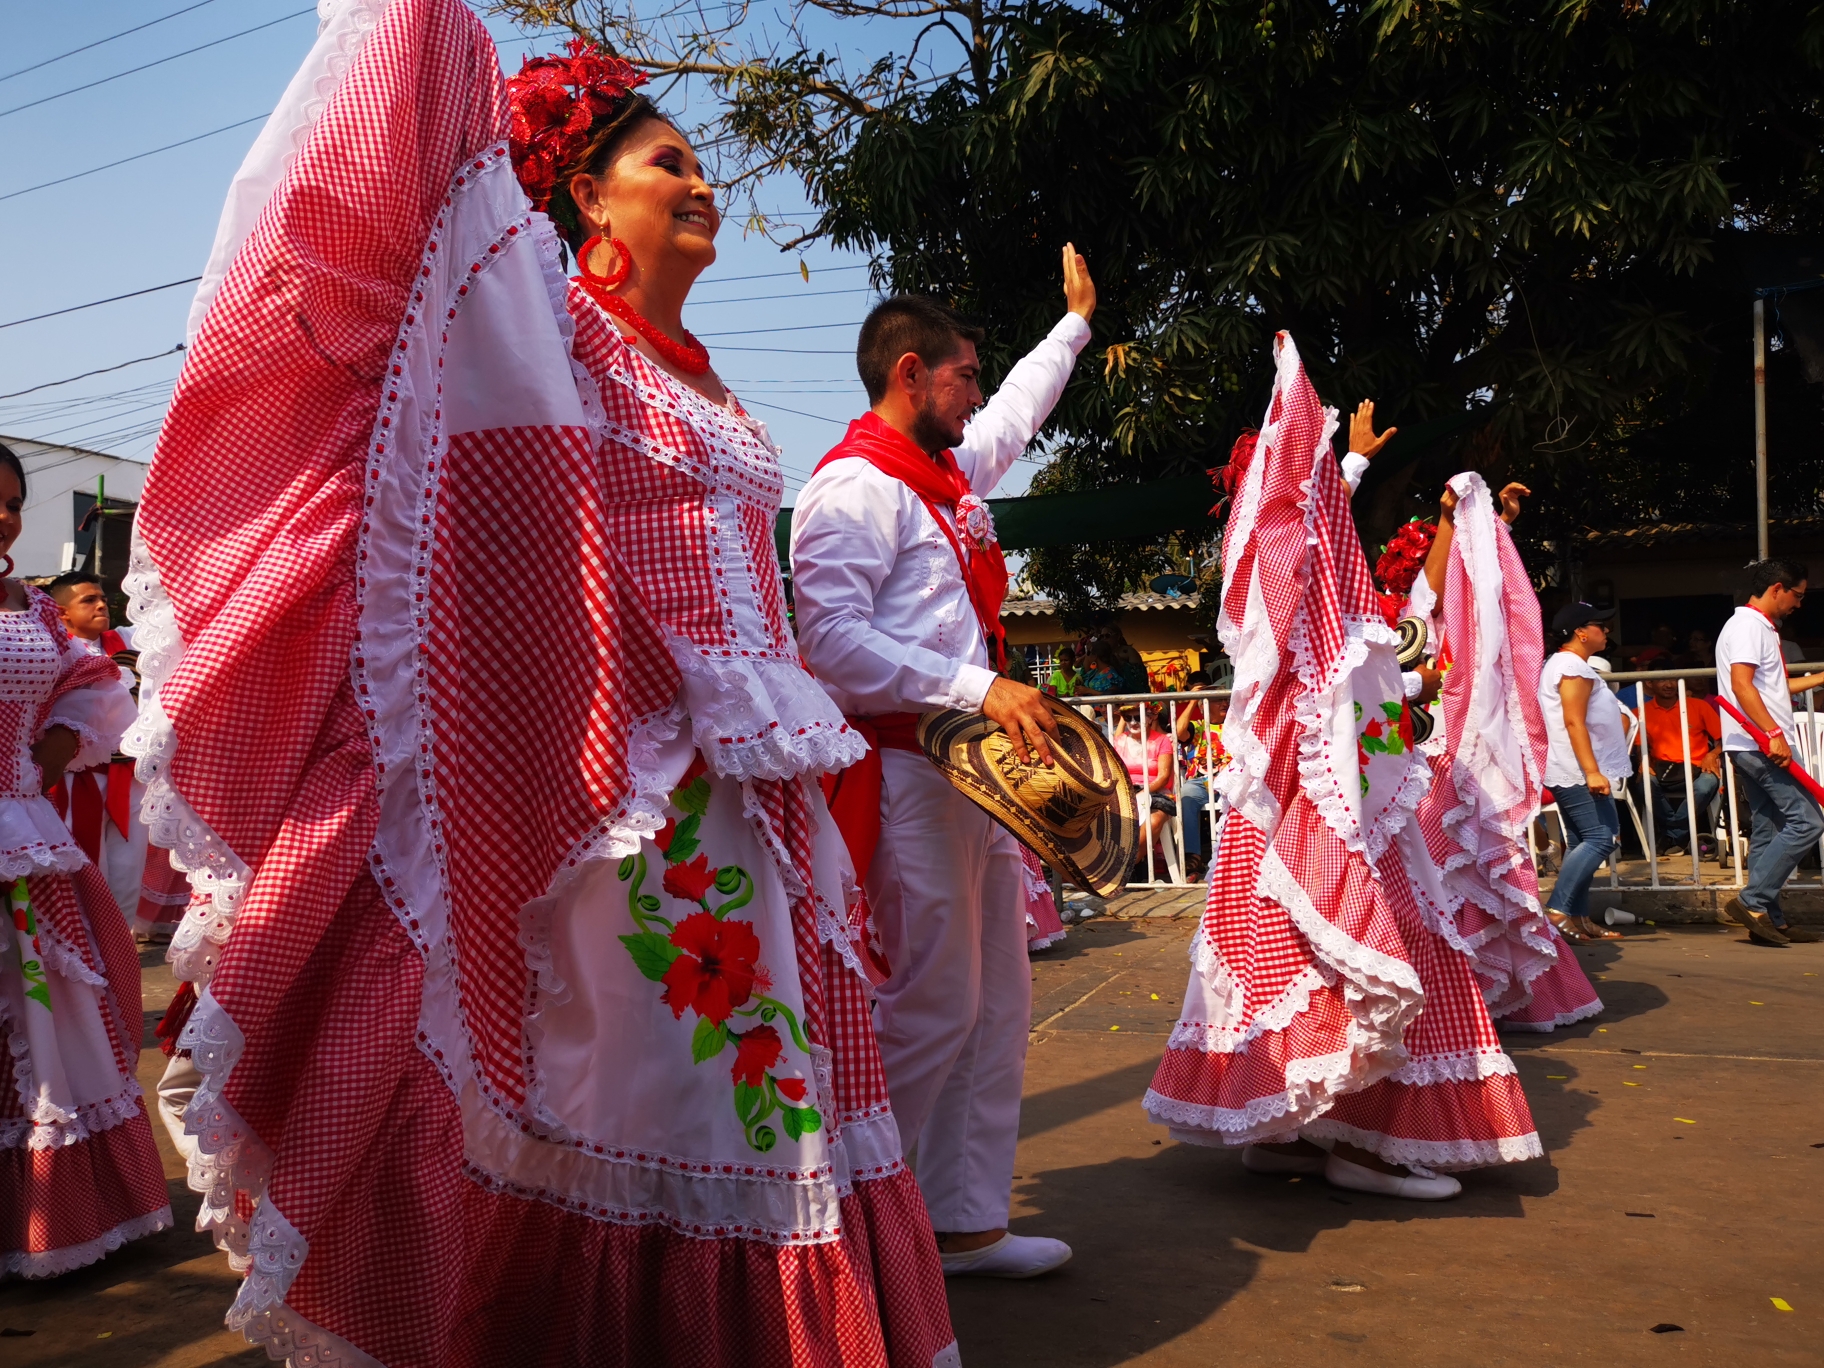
47, 571, 103, 604
1747, 558, 1809, 598
855, 296, 985, 405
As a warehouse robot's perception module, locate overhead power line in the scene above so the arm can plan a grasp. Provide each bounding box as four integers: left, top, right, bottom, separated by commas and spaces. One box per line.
691, 285, 872, 307
0, 114, 270, 202
696, 264, 870, 288
0, 347, 185, 400
0, 278, 201, 330
740, 399, 847, 427
0, 0, 225, 84
697, 321, 863, 338
0, 7, 315, 122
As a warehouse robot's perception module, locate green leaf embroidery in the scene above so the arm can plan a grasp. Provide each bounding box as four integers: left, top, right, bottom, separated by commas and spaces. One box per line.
734, 1080, 763, 1125
617, 855, 636, 880
638, 894, 662, 913
672, 776, 712, 818
691, 1017, 728, 1064
619, 931, 680, 982
749, 1124, 777, 1152
782, 1105, 806, 1141
713, 864, 743, 895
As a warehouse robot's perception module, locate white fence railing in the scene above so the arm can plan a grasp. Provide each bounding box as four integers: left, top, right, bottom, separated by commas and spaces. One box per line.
1577, 662, 1824, 892
1055, 687, 1232, 890
1055, 664, 1824, 896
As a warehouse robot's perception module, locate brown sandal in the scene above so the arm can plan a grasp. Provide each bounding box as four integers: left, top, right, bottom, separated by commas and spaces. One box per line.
1547, 912, 1588, 943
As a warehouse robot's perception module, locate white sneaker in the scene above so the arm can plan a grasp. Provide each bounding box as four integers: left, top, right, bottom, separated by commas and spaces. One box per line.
1241, 1144, 1327, 1175
1323, 1152, 1461, 1201
939, 1233, 1073, 1278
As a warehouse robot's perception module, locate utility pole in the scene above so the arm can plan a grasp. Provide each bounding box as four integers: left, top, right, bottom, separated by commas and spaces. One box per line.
1754, 297, 1769, 562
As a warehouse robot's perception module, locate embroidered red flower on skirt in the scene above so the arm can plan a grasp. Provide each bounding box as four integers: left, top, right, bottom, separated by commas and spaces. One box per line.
661, 910, 760, 1024
731, 1024, 783, 1087
662, 852, 718, 903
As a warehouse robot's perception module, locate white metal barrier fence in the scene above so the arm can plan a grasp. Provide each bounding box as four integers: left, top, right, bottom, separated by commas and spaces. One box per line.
1055, 688, 1233, 889
1586, 663, 1824, 891
1055, 665, 1824, 894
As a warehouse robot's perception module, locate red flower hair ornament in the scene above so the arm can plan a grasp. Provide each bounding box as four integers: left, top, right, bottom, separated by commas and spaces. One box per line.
1207, 429, 1259, 519
507, 38, 648, 214
1374, 518, 1437, 598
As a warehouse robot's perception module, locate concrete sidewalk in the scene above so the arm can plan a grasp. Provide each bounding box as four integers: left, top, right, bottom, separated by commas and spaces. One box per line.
2, 913, 1817, 1365
948, 908, 1821, 1366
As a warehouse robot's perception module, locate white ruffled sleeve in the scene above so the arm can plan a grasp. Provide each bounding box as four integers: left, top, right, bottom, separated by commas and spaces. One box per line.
45, 674, 136, 770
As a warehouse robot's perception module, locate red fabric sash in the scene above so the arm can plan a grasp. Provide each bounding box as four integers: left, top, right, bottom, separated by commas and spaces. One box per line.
46, 761, 135, 861
100, 628, 128, 658
815, 411, 1009, 671
818, 712, 921, 888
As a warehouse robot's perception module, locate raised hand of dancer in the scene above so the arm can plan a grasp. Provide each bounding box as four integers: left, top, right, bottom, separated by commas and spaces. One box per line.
1498, 482, 1531, 524
1347, 399, 1397, 461
983, 676, 1060, 767
1063, 243, 1096, 322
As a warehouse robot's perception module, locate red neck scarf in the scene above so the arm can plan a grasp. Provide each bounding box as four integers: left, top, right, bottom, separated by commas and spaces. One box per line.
816, 411, 1008, 671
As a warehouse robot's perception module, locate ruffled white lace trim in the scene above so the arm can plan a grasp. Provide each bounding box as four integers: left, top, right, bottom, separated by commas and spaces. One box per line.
236, 1298, 384, 1368
176, 990, 271, 1264
1387, 1047, 1517, 1086
1496, 995, 1604, 1032
1, 1204, 173, 1279
0, 1078, 146, 1152
1299, 1117, 1542, 1171
0, 799, 89, 879
669, 637, 867, 784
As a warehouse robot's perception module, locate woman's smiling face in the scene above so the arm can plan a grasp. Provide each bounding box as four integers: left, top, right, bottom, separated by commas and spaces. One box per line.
584, 118, 719, 275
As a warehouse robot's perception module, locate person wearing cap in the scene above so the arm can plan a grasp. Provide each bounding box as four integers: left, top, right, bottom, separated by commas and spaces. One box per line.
1714, 559, 1824, 944
1539, 602, 1632, 942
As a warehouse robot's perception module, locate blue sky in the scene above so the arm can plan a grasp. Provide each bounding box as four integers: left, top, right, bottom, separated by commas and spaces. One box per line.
0, 1, 1043, 501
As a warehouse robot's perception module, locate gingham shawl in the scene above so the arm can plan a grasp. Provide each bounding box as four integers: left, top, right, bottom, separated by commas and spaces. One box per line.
125, 0, 687, 1355
1427, 472, 1598, 1021
1146, 335, 1431, 1140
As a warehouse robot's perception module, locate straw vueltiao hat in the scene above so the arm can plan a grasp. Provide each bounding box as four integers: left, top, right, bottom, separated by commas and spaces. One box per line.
917, 698, 1139, 897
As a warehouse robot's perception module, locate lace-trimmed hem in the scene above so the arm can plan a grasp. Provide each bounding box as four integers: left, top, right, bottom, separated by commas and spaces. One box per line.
0, 1079, 146, 1152
1300, 1117, 1542, 1171
233, 1300, 383, 1368
1496, 995, 1604, 1033
1, 1204, 173, 1280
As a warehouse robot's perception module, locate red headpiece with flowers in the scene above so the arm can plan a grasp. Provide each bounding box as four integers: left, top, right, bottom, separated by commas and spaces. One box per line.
507, 38, 648, 216
1208, 429, 1259, 519
1373, 517, 1438, 624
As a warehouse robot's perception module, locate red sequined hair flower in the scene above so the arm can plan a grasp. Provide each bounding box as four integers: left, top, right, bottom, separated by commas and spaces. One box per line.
507, 38, 648, 214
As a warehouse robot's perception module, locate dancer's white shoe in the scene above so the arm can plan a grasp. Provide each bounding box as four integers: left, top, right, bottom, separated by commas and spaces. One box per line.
1323, 1153, 1462, 1201
939, 1233, 1073, 1278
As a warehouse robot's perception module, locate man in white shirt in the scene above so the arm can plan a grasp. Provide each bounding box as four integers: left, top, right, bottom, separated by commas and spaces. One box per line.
792, 247, 1095, 1278
1714, 559, 1824, 945
47, 571, 149, 929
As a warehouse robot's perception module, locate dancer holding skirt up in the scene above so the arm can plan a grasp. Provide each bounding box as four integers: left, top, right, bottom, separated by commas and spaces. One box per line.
129, 3, 953, 1362
1143, 335, 1540, 1201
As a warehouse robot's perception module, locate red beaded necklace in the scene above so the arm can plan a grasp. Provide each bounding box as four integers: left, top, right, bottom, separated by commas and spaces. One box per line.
574, 234, 711, 376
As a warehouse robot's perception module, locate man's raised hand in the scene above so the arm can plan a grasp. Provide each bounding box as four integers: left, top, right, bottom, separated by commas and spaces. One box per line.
1063, 243, 1096, 322
1347, 399, 1397, 461
982, 676, 1060, 767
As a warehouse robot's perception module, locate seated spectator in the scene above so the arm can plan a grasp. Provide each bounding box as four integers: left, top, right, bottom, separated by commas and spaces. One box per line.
1112, 705, 1176, 876
1173, 676, 1228, 879
1078, 645, 1123, 695
1047, 646, 1082, 698
1004, 650, 1034, 687
1638, 676, 1723, 858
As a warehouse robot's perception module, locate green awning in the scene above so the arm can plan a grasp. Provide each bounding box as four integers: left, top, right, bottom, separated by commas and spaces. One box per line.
775, 404, 1492, 567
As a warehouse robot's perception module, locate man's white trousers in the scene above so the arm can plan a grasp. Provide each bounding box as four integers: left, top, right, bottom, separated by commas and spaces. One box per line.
868, 749, 1030, 1232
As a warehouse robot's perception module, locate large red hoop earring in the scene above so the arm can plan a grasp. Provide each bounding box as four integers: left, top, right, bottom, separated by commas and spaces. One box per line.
0, 555, 14, 578
577, 234, 632, 290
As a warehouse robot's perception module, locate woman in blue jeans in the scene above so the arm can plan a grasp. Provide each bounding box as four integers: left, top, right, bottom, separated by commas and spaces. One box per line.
1539, 604, 1635, 941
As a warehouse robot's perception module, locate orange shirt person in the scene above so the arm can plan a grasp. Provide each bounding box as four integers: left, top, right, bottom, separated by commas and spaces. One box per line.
1640, 677, 1723, 772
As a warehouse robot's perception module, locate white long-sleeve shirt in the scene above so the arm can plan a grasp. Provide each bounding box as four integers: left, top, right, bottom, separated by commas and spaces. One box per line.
791, 313, 1092, 716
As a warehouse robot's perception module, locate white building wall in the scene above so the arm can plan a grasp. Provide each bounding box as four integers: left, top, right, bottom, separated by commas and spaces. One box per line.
0, 435, 148, 578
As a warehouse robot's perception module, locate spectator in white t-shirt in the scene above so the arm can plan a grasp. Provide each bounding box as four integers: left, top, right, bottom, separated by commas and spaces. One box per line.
1539, 602, 1632, 942
1714, 559, 1824, 945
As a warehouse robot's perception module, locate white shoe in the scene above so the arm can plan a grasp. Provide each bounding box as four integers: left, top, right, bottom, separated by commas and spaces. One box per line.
1323, 1153, 1462, 1201
939, 1233, 1072, 1278
1241, 1144, 1327, 1175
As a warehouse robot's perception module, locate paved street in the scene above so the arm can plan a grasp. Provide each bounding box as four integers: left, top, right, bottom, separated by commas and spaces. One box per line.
3, 906, 1818, 1365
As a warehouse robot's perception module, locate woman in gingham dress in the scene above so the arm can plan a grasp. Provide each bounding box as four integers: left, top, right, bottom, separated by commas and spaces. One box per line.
0, 444, 172, 1276
128, 3, 952, 1364
1143, 336, 1540, 1201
